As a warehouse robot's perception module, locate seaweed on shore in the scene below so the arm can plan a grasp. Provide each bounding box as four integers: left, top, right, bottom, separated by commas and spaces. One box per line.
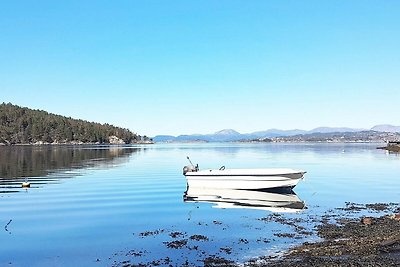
251, 208, 400, 266
114, 202, 400, 267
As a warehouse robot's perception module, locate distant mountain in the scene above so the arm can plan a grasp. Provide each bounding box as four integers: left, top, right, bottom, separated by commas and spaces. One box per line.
251, 129, 307, 138
152, 128, 304, 142
152, 124, 400, 143
272, 130, 400, 143
153, 129, 242, 142
371, 124, 400, 133
214, 129, 241, 136
308, 127, 366, 134
152, 135, 177, 142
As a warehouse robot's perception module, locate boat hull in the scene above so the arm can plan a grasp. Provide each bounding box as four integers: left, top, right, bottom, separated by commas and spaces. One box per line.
184, 168, 305, 190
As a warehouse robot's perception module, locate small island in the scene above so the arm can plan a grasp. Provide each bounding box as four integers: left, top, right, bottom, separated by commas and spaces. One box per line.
0, 103, 152, 145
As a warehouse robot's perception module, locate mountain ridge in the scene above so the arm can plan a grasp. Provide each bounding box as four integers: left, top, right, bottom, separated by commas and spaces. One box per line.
153, 125, 400, 142
371, 124, 400, 133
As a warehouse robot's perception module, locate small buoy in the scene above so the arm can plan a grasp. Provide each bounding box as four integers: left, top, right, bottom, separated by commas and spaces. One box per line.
22, 178, 30, 188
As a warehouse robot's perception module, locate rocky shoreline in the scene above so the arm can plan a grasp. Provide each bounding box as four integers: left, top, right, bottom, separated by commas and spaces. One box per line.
112, 202, 400, 267
0, 139, 154, 146
385, 144, 400, 152
377, 143, 400, 152
250, 208, 400, 266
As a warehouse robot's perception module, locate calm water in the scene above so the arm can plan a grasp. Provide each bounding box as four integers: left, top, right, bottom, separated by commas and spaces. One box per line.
1, 143, 399, 266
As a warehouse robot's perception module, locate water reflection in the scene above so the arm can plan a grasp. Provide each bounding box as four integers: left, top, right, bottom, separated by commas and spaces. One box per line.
0, 146, 142, 193
184, 186, 305, 213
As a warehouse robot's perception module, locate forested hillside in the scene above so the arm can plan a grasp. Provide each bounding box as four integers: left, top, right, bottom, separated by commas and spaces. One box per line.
0, 103, 149, 145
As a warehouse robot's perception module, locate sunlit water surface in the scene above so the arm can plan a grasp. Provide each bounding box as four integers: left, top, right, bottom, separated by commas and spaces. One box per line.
0, 143, 399, 266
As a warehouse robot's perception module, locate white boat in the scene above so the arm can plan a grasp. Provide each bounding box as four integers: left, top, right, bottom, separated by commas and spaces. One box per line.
184, 187, 305, 213
183, 158, 306, 190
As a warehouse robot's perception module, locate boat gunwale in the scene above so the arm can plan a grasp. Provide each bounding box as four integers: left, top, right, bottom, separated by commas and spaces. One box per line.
185, 172, 306, 178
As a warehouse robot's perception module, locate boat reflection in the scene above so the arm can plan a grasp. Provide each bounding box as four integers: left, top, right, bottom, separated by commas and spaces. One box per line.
184, 186, 305, 213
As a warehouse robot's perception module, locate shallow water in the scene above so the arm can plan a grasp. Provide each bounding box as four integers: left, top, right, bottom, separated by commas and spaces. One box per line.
0, 143, 399, 266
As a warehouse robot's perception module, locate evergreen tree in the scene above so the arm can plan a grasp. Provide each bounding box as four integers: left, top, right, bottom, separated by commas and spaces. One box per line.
0, 103, 143, 145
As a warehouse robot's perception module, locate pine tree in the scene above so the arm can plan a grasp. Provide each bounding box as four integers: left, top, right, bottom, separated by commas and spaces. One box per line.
0, 103, 143, 145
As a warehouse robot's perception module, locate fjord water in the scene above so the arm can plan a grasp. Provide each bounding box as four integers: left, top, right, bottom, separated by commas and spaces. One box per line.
1, 143, 399, 266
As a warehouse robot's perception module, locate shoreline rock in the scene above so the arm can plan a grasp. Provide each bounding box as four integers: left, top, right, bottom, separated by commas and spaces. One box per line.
377, 143, 400, 152
249, 205, 400, 266
0, 141, 154, 146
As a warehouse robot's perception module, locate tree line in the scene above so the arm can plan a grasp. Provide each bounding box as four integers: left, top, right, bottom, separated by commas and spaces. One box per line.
0, 103, 150, 145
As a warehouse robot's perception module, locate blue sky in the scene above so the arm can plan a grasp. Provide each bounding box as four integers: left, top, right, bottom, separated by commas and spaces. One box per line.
1, 1, 399, 136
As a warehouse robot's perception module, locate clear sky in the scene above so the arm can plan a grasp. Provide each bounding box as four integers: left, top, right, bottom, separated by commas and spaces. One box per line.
1, 1, 399, 136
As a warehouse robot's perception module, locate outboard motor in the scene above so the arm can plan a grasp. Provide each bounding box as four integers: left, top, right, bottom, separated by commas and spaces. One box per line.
183, 157, 199, 175
183, 165, 198, 175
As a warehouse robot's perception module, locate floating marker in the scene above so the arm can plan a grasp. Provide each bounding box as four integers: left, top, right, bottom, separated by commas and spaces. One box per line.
22, 178, 30, 188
